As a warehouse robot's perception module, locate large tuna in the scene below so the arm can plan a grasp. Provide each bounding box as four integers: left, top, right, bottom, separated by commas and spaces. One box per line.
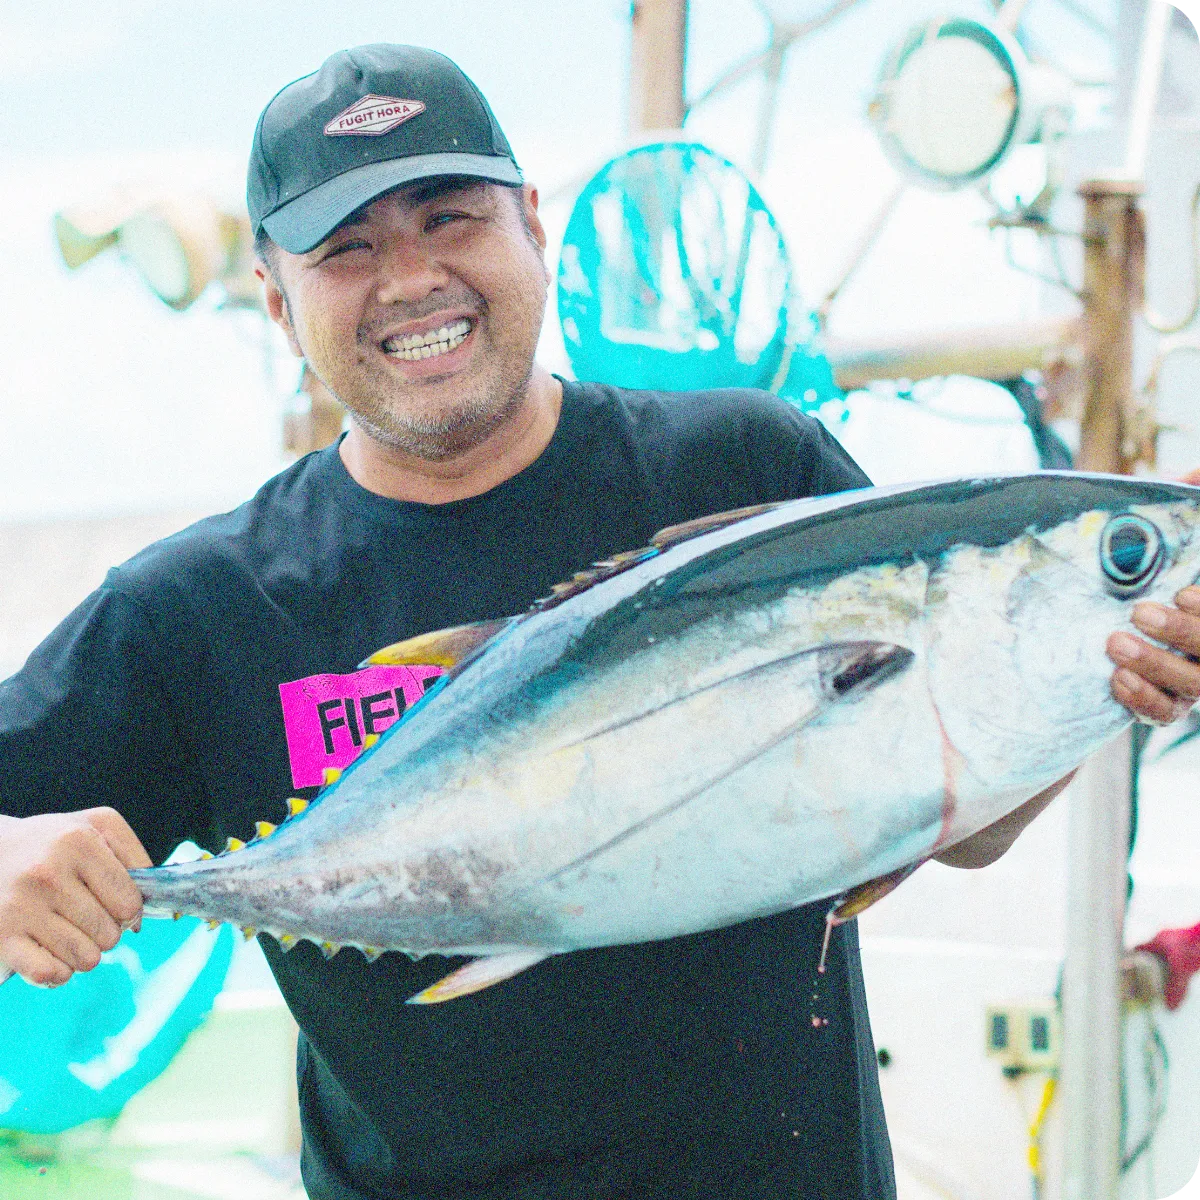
121, 472, 1200, 1002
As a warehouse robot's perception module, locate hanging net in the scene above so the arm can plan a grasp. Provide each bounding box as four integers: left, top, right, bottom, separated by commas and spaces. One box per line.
558, 142, 804, 394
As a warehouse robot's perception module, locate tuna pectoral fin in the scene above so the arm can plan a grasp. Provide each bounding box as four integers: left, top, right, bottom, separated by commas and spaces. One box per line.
361, 617, 519, 670
817, 862, 925, 974
405, 950, 550, 1005
831, 861, 925, 925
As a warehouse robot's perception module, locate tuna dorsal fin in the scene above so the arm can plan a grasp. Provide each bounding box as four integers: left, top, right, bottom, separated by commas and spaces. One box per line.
532, 548, 661, 612
650, 501, 787, 552
405, 950, 550, 1005
530, 503, 787, 615
361, 616, 518, 669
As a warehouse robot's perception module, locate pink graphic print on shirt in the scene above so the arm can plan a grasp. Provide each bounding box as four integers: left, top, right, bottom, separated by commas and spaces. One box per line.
278, 664, 444, 789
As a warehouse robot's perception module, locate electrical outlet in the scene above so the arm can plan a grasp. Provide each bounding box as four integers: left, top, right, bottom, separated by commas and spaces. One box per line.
985, 1003, 1060, 1073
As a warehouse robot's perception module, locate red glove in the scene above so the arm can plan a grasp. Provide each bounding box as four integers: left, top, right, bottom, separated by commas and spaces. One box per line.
1137, 921, 1200, 1010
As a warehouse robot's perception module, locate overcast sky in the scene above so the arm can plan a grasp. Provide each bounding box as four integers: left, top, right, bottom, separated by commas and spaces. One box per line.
0, 0, 1134, 520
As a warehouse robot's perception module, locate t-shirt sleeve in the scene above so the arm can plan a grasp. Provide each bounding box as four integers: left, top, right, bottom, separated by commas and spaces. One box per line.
793, 414, 873, 496
736, 392, 872, 500
0, 585, 212, 865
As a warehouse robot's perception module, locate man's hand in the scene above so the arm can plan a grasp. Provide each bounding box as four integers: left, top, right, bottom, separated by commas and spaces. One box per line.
0, 809, 151, 987
1107, 585, 1200, 724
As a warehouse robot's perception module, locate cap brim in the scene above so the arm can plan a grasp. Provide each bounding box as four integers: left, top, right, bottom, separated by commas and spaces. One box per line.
262, 153, 524, 254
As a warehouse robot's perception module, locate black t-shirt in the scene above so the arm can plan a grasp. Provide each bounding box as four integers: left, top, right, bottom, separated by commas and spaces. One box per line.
1, 380, 894, 1199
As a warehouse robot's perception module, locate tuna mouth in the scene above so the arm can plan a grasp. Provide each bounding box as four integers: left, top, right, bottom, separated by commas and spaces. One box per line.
381, 318, 473, 361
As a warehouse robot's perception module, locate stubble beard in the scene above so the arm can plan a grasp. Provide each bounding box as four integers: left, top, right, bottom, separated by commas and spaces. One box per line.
345, 360, 534, 461
338, 279, 541, 462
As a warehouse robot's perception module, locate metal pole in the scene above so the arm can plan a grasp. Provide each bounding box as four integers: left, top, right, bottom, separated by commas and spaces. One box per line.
629, 0, 688, 133
1059, 732, 1133, 1200
1055, 5, 1165, 1186
824, 315, 1078, 388
749, 41, 786, 179
1124, 0, 1171, 182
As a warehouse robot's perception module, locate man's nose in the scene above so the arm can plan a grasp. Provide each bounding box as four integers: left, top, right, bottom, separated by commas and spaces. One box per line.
374, 237, 449, 306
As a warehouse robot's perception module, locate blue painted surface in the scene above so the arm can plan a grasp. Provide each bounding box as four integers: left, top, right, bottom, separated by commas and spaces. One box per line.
0, 917, 234, 1134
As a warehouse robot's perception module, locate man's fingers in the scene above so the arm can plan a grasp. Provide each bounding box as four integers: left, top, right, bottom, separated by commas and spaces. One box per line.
1106, 588, 1200, 724
75, 849, 144, 932
1, 934, 77, 988
84, 808, 152, 870
51, 871, 125, 953
1109, 631, 1200, 705
1130, 595, 1200, 662
24, 909, 108, 974
1111, 667, 1192, 726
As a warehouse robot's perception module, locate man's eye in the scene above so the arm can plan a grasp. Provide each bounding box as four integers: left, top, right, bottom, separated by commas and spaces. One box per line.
323, 239, 370, 259
426, 211, 468, 232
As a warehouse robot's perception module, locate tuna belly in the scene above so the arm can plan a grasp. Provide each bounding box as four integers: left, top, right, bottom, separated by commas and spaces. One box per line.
524, 658, 946, 948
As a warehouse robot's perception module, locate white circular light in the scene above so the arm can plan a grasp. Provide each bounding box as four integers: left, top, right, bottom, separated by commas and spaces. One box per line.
870, 19, 1029, 189
890, 37, 1016, 176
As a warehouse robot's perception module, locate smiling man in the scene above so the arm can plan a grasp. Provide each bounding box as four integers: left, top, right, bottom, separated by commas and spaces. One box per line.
2, 43, 1200, 1200
258, 174, 561, 500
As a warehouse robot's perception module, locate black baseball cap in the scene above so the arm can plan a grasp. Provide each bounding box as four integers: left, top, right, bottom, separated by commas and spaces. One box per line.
248, 44, 523, 255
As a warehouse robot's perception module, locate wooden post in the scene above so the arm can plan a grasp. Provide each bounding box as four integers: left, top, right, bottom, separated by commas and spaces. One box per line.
629, 0, 688, 132
1074, 179, 1150, 473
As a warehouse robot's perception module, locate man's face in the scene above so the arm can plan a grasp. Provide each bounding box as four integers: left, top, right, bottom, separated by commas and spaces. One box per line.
261, 179, 550, 460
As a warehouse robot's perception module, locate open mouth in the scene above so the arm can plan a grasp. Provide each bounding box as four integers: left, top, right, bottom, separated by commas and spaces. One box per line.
382, 318, 473, 362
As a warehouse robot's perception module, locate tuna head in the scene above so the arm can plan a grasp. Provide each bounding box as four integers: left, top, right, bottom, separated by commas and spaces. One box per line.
925, 481, 1200, 828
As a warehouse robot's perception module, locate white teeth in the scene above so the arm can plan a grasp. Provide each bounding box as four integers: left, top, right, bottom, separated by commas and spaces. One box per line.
384, 318, 472, 361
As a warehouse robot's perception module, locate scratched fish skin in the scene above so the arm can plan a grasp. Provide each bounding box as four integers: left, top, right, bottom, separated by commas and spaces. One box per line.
128, 472, 1200, 969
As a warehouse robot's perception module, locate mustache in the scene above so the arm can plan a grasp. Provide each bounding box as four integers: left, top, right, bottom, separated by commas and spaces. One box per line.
357, 287, 485, 344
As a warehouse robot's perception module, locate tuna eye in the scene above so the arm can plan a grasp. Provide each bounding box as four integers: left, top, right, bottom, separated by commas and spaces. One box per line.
1099, 514, 1164, 594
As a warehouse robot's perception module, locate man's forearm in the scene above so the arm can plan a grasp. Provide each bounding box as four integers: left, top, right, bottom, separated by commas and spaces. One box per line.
932, 771, 1076, 870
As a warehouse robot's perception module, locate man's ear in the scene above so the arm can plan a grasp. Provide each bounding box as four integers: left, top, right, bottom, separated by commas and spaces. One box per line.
257, 262, 304, 358
521, 184, 547, 254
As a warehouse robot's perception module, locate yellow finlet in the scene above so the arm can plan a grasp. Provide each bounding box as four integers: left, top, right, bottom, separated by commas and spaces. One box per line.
198, 851, 214, 860
321, 767, 342, 787
405, 950, 550, 1005
360, 946, 383, 962
206, 919, 221, 931
277, 934, 298, 951
362, 617, 513, 668
286, 797, 309, 818
171, 911, 182, 921
255, 821, 277, 839
319, 942, 341, 960
224, 837, 246, 853
362, 733, 379, 749
241, 927, 257, 941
